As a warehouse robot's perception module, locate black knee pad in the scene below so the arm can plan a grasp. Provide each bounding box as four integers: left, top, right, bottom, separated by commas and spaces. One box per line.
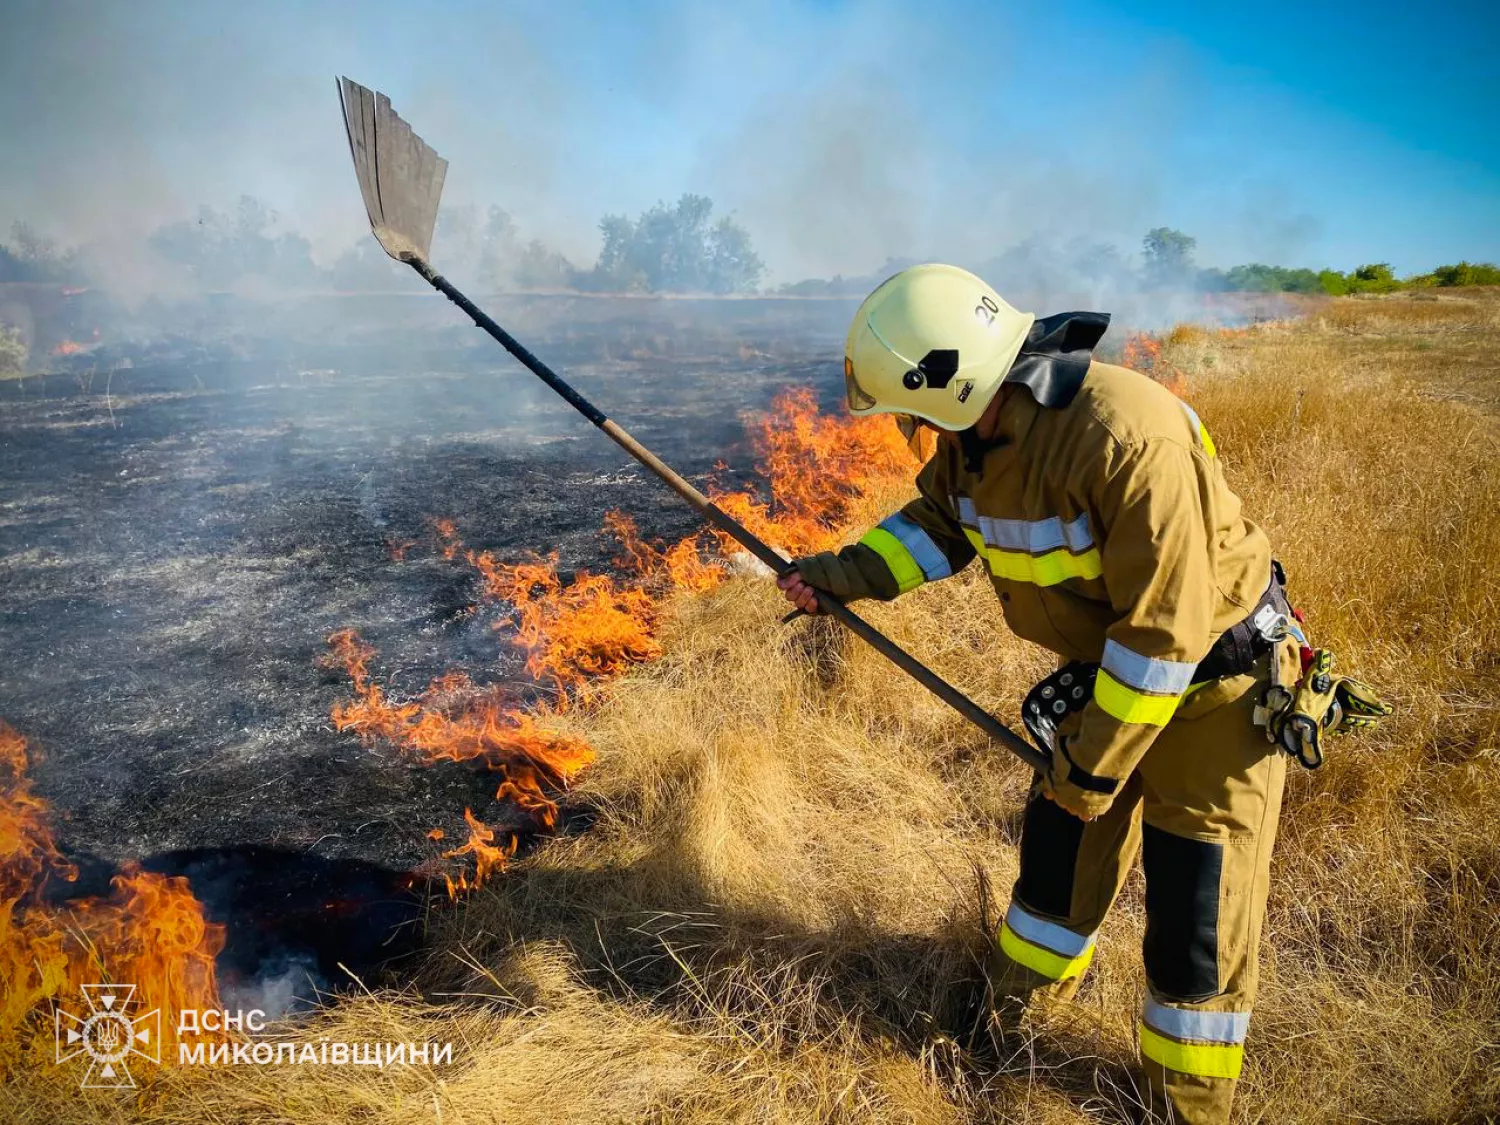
1016, 790, 1087, 919
1142, 824, 1223, 1001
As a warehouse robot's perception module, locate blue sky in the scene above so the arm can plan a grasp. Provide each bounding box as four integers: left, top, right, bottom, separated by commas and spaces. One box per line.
2, 0, 1496, 281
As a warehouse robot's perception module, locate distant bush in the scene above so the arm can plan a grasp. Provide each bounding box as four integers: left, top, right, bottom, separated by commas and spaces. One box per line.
1201, 263, 1327, 294
0, 222, 85, 284
1343, 263, 1403, 295
1430, 261, 1500, 287
1317, 269, 1349, 296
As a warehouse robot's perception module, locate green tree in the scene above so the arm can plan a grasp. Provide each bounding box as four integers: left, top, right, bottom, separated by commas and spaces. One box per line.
1431, 261, 1500, 287
1142, 227, 1197, 288
150, 197, 320, 289
1341, 262, 1401, 294
1317, 269, 1349, 295
0, 222, 83, 283
514, 239, 576, 290
588, 195, 763, 293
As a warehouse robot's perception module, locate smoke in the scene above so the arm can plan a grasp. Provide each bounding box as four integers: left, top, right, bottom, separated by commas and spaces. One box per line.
0, 0, 1342, 313
220, 952, 325, 1023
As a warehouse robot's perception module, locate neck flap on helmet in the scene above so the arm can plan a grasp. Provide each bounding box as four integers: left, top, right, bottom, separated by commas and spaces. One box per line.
1003, 310, 1112, 409
954, 310, 1112, 472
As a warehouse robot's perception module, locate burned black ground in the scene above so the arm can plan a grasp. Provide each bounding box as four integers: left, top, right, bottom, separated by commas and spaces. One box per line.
0, 300, 854, 899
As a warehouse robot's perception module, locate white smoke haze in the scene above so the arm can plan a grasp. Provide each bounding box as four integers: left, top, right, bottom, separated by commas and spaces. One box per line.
0, 0, 1341, 321
219, 952, 325, 1023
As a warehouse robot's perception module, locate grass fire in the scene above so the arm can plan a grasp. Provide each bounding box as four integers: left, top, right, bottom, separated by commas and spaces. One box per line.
3, 288, 1496, 1123
2, 8, 1498, 1122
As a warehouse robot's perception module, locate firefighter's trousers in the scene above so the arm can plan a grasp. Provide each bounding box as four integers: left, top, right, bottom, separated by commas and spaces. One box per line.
990, 652, 1290, 1125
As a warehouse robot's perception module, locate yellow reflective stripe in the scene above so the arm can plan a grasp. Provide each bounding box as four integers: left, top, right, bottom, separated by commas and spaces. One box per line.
859, 527, 925, 594
998, 923, 1095, 981
1181, 402, 1217, 458
963, 528, 1103, 587
1139, 1024, 1244, 1080
1094, 669, 1181, 726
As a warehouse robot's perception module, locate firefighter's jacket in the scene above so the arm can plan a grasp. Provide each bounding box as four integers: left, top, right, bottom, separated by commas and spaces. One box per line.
801, 357, 1272, 797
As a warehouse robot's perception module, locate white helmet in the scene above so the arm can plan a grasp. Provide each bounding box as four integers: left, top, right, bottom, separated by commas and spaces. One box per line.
844, 263, 1035, 431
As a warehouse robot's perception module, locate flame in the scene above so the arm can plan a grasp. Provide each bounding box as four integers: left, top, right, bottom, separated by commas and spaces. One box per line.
604, 511, 726, 594
0, 724, 223, 1071
440, 809, 516, 898
439, 530, 664, 695
322, 630, 593, 895
329, 386, 918, 894
1122, 330, 1185, 394
51, 339, 88, 357
708, 387, 917, 556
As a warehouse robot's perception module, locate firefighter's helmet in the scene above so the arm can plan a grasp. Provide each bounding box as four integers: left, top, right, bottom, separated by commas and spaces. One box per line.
844, 263, 1034, 431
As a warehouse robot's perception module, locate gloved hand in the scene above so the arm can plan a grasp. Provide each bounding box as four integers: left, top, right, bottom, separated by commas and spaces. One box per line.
1041, 735, 1115, 822
779, 547, 899, 620
786, 552, 842, 600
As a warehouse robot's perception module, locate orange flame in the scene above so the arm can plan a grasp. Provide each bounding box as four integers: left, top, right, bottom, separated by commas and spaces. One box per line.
322, 629, 593, 894
434, 523, 664, 695
708, 387, 917, 556
51, 339, 87, 357
327, 386, 919, 894
0, 724, 224, 1071
1122, 330, 1185, 394
440, 809, 516, 899
604, 511, 726, 594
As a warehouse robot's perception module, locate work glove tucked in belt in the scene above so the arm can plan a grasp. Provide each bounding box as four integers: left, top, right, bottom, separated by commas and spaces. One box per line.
1260, 648, 1394, 769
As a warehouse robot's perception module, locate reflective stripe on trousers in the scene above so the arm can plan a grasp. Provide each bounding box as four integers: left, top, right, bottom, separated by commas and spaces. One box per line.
997, 901, 1096, 982
1139, 996, 1251, 1080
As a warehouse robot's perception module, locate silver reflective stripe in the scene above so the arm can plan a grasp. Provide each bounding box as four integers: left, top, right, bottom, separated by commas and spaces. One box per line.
1143, 998, 1251, 1044
978, 513, 1093, 555
1181, 401, 1204, 433
1005, 902, 1094, 957
951, 501, 1094, 557
1101, 639, 1196, 695
879, 513, 952, 580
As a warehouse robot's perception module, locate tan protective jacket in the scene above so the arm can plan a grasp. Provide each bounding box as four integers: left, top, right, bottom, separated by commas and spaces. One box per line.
800, 360, 1272, 798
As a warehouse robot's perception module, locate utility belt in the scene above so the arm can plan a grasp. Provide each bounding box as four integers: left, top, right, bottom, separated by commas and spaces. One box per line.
1021, 559, 1392, 770
1022, 561, 1300, 753
1191, 560, 1298, 684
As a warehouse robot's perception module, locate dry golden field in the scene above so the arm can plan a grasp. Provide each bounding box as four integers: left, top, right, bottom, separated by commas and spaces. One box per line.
6, 290, 1499, 1124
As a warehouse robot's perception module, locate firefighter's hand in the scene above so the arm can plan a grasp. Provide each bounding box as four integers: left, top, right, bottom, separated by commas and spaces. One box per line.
1041, 737, 1113, 822
1040, 779, 1100, 822
776, 569, 822, 615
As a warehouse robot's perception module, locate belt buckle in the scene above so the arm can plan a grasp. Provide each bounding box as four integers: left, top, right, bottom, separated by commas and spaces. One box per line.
1251, 604, 1289, 644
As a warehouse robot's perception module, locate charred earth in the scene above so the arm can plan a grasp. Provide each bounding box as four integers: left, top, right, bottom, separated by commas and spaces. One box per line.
0, 295, 855, 984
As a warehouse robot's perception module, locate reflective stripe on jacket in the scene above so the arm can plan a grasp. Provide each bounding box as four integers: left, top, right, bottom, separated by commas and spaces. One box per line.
805, 360, 1272, 791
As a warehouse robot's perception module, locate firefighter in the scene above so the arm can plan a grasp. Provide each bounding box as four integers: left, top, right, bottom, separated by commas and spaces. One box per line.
777, 263, 1377, 1123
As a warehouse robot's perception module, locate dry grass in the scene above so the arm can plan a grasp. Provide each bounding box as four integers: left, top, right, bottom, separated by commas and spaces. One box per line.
6, 294, 1499, 1123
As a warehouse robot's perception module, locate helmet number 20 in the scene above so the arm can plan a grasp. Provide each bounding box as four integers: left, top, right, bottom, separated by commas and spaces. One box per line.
974, 295, 1000, 328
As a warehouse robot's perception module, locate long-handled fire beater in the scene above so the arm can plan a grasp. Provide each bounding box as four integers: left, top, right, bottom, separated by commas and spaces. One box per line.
334, 76, 1049, 773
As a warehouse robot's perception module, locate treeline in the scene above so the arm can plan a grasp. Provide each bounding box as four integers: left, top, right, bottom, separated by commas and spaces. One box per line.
1137, 228, 1495, 295
2, 208, 1495, 299
777, 227, 1500, 298
0, 194, 766, 296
